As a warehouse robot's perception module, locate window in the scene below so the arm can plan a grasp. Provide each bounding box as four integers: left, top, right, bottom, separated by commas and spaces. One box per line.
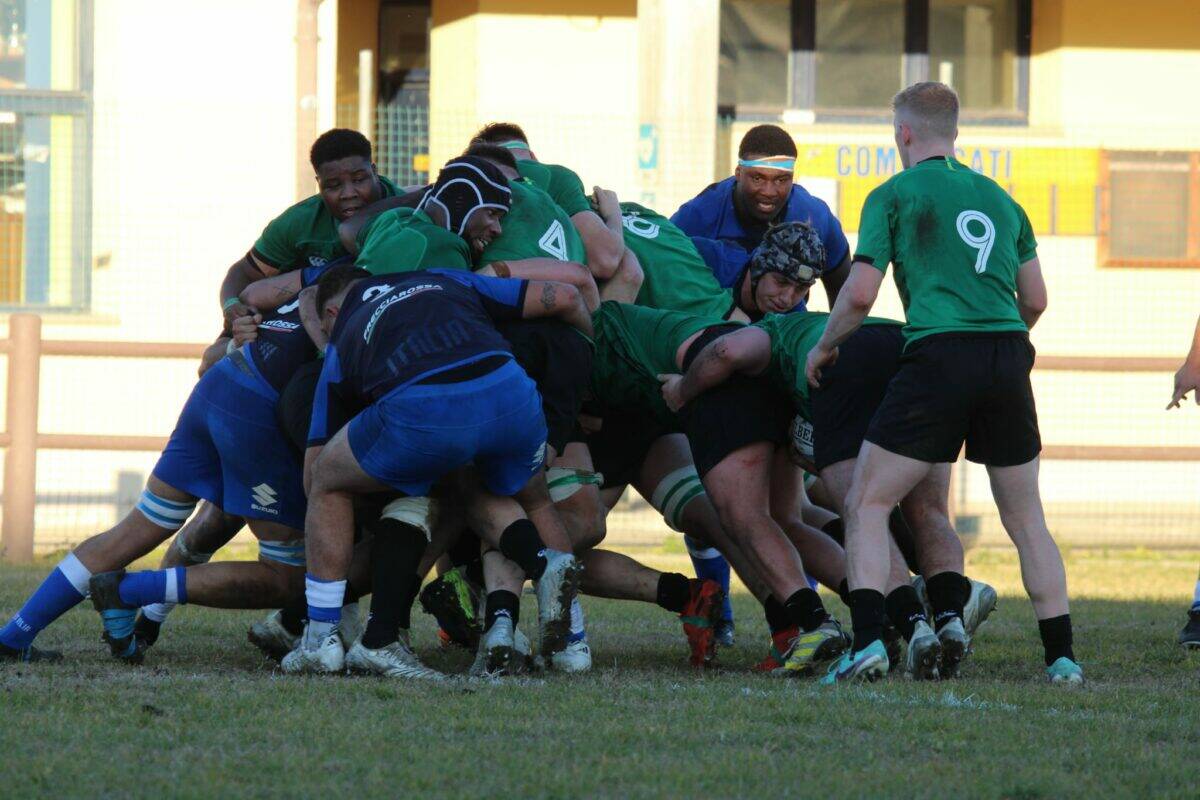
0, 0, 92, 310
1099, 151, 1200, 269
718, 0, 1030, 121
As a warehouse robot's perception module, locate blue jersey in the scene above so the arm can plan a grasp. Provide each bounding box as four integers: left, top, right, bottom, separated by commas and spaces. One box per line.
241, 258, 336, 393
671, 176, 849, 277
309, 269, 529, 445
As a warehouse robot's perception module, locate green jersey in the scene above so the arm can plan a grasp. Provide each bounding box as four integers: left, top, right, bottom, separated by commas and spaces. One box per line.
355, 207, 472, 276
619, 202, 738, 320
591, 301, 733, 426
755, 312, 902, 419
855, 156, 1037, 345
518, 160, 591, 217
252, 176, 400, 272
479, 179, 586, 266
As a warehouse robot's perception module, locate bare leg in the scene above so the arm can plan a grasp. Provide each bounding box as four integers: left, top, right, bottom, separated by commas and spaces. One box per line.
987, 458, 1069, 619
769, 455, 846, 591
180, 520, 305, 608
579, 549, 659, 602
157, 502, 243, 568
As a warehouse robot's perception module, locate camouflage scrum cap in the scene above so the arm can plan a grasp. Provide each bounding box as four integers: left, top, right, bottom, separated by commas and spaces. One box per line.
749, 221, 826, 289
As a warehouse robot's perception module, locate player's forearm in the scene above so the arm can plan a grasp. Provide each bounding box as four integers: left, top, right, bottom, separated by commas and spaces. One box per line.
576, 211, 625, 279
503, 258, 600, 311
598, 249, 643, 305
677, 340, 741, 406
240, 271, 303, 311
220, 256, 265, 308
817, 299, 869, 352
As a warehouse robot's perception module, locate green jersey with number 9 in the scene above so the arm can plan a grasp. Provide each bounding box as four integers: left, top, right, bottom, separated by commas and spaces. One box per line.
479, 178, 585, 266
854, 155, 1037, 345
619, 202, 737, 320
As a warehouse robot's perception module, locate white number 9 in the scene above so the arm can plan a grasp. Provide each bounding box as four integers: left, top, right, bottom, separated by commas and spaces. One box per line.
956, 210, 995, 274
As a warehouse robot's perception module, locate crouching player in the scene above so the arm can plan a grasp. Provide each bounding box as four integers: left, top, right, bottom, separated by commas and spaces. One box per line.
281, 266, 592, 677
0, 282, 326, 663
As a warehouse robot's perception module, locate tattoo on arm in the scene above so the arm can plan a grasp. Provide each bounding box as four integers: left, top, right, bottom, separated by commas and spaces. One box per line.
540, 282, 556, 313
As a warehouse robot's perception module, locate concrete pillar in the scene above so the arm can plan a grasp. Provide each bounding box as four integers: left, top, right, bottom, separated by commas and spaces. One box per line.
636, 0, 720, 214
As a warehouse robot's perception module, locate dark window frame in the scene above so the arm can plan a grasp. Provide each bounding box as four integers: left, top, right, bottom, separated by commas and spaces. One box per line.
1097, 150, 1200, 270
720, 0, 1031, 125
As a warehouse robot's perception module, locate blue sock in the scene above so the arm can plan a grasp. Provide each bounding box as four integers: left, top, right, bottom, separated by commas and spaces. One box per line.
685, 536, 733, 623
117, 567, 187, 608
0, 553, 92, 650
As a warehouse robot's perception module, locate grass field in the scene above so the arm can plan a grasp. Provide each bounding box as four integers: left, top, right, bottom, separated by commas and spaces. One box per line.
2, 545, 1198, 798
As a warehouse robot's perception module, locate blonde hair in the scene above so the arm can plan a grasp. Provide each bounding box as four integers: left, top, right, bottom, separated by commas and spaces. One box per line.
892, 81, 959, 141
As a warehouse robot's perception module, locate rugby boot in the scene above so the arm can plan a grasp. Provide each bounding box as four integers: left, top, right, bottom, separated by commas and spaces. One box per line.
1177, 607, 1200, 649
963, 580, 998, 639
679, 578, 723, 667
345, 630, 444, 681
551, 637, 593, 673
0, 643, 63, 663
820, 639, 890, 685
419, 567, 482, 650
280, 626, 345, 674
1046, 656, 1084, 685
470, 615, 516, 678
715, 619, 736, 648
903, 619, 942, 680
753, 626, 798, 672
248, 609, 301, 662
534, 550, 582, 657
936, 617, 970, 678
89, 571, 145, 665
776, 619, 850, 676
132, 612, 162, 650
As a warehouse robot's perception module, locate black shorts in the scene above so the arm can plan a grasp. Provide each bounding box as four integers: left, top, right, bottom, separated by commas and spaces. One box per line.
865, 332, 1041, 466
585, 411, 670, 490
497, 319, 593, 457
810, 325, 904, 471
277, 359, 326, 454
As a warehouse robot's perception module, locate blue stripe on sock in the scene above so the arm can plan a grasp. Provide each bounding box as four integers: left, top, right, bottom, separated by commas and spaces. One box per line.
0, 565, 87, 650
136, 502, 179, 528
307, 605, 342, 623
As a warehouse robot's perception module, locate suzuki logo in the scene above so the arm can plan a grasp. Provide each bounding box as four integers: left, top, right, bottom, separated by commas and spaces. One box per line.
251, 483, 278, 507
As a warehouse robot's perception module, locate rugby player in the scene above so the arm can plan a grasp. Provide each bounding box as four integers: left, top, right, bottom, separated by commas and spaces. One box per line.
671, 124, 850, 309
217, 129, 401, 340
661, 227, 995, 679
0, 270, 330, 663
471, 122, 626, 279
281, 266, 592, 677
1167, 312, 1200, 648
806, 82, 1082, 684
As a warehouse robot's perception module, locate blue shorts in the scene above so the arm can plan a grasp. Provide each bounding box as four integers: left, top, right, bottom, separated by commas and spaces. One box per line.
153, 356, 307, 529
348, 358, 547, 497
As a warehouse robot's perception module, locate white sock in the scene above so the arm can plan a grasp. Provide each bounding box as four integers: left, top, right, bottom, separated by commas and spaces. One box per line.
143, 603, 174, 623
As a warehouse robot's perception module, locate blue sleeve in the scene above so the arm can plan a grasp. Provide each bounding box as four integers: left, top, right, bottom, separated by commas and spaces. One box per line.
669, 200, 703, 236
430, 269, 529, 319
306, 345, 345, 447
691, 236, 752, 289
301, 254, 355, 288
814, 202, 850, 270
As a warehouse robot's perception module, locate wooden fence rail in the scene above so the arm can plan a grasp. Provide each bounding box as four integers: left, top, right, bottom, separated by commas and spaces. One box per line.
0, 313, 1192, 562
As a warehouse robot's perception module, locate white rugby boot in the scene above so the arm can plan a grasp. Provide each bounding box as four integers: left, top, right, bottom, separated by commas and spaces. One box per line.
903, 620, 942, 680
345, 630, 445, 681
963, 580, 998, 638
534, 550, 582, 656
551, 637, 593, 673
280, 626, 345, 675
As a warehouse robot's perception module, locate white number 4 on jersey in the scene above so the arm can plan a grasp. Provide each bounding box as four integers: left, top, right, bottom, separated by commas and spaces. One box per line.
539, 219, 569, 260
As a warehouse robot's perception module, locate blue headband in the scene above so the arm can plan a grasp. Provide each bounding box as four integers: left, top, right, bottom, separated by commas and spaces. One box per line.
738, 157, 795, 171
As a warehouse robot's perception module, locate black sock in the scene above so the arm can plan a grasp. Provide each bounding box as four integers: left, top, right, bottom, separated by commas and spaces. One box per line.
1038, 614, 1074, 666
361, 519, 428, 649
887, 506, 921, 575
784, 588, 828, 632
849, 588, 886, 652
925, 571, 971, 630
463, 557, 485, 588
885, 585, 928, 641
483, 590, 520, 632
821, 518, 845, 547
448, 530, 482, 566
762, 595, 791, 635
498, 519, 548, 580
655, 572, 691, 614
280, 599, 306, 636
836, 579, 852, 607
